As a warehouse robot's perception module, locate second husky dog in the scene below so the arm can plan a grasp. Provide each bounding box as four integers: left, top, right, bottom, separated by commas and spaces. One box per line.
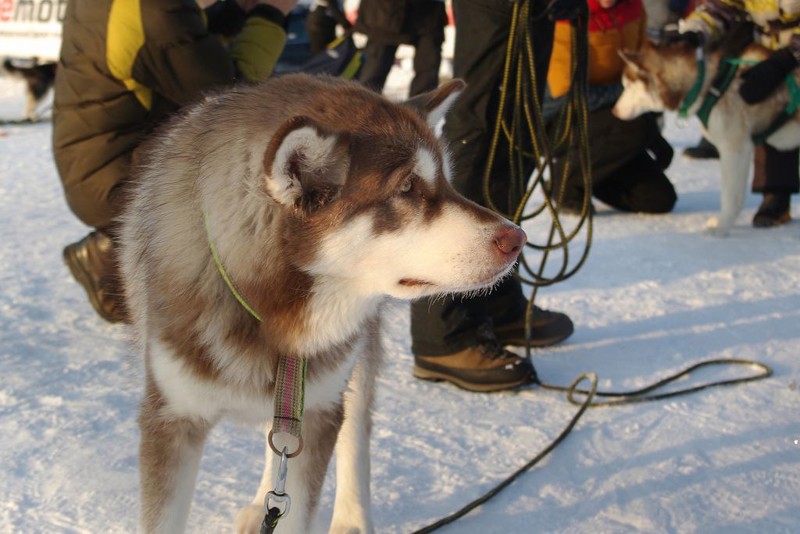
613, 42, 800, 236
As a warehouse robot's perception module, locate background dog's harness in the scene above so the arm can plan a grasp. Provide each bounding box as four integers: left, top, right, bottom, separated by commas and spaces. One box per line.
204, 212, 306, 534
679, 49, 800, 145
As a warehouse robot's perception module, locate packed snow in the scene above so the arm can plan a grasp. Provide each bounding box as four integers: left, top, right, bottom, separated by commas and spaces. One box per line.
1, 57, 799, 534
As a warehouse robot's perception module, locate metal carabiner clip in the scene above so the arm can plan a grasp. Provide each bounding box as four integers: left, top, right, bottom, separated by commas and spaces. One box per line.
263, 447, 292, 518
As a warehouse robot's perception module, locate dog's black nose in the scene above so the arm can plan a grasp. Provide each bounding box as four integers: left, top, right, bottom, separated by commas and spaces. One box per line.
494, 225, 527, 257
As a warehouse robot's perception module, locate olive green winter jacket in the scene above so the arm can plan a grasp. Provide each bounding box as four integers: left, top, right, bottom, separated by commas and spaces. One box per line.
53, 0, 287, 229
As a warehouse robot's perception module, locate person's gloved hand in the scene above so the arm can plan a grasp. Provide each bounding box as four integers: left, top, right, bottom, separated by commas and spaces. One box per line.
739, 47, 799, 104
547, 0, 587, 21
660, 24, 704, 48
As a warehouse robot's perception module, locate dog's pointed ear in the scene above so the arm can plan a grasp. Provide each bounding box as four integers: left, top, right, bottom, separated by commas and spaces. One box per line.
404, 79, 466, 129
263, 116, 349, 215
618, 49, 642, 75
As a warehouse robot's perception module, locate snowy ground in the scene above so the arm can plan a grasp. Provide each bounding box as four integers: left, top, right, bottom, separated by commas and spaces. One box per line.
1, 63, 799, 534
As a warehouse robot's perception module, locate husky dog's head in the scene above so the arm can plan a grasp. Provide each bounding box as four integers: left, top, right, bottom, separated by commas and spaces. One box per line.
260, 78, 526, 302
613, 42, 699, 120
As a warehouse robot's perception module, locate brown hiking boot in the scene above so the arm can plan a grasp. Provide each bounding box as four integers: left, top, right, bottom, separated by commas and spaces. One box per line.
752, 193, 791, 228
63, 231, 129, 324
494, 306, 574, 348
414, 343, 537, 392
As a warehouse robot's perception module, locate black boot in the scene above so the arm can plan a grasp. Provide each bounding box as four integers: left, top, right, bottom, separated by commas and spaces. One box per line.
752, 193, 791, 227
683, 137, 719, 160
494, 305, 574, 348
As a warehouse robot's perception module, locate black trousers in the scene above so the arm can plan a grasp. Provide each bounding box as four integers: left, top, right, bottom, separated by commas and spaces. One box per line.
553, 108, 677, 213
358, 33, 443, 96
410, 0, 556, 356
306, 5, 338, 55
753, 144, 800, 194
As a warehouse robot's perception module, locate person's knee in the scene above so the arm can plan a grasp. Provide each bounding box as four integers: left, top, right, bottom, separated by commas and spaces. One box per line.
626, 171, 677, 213
593, 153, 678, 213
639, 184, 677, 213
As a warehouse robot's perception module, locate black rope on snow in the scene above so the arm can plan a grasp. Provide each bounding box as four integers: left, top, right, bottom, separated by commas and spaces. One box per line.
541, 358, 774, 407
411, 373, 600, 534
410, 357, 773, 533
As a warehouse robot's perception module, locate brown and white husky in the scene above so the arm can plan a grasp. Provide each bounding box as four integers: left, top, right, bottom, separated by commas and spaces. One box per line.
613, 42, 800, 236
119, 73, 527, 533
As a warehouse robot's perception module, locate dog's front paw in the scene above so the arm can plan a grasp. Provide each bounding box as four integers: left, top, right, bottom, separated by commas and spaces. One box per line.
234, 504, 265, 534
704, 217, 730, 237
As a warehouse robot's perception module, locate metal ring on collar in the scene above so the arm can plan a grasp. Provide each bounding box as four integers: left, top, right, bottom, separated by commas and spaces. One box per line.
267, 430, 304, 458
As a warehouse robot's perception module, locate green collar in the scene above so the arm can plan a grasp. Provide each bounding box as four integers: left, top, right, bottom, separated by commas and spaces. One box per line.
203, 211, 263, 322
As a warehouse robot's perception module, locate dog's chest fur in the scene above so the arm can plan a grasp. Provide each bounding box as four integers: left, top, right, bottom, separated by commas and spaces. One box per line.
148, 328, 368, 423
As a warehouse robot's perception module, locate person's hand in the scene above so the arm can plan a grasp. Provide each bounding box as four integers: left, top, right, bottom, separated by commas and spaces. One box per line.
739, 47, 799, 104
660, 24, 704, 48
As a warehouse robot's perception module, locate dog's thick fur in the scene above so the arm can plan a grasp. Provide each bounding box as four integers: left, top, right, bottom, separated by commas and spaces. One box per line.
1, 58, 56, 121
613, 42, 800, 236
119, 73, 527, 533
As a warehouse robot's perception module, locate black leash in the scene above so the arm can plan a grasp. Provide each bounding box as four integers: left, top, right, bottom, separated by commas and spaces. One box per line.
411, 373, 599, 534
539, 358, 773, 407
411, 359, 772, 533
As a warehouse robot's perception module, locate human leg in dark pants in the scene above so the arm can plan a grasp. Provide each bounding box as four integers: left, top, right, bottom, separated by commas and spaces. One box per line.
306, 4, 338, 55
593, 152, 677, 213
410, 0, 574, 392
408, 30, 444, 96
358, 41, 399, 93
752, 144, 799, 227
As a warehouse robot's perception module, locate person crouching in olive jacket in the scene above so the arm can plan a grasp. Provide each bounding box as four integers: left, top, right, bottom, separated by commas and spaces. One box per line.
53, 0, 296, 323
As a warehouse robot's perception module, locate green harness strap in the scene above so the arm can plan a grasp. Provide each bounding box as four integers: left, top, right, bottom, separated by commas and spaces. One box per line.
695, 60, 740, 127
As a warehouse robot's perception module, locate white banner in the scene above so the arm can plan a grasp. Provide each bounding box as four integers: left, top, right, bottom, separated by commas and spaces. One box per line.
0, 0, 67, 62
